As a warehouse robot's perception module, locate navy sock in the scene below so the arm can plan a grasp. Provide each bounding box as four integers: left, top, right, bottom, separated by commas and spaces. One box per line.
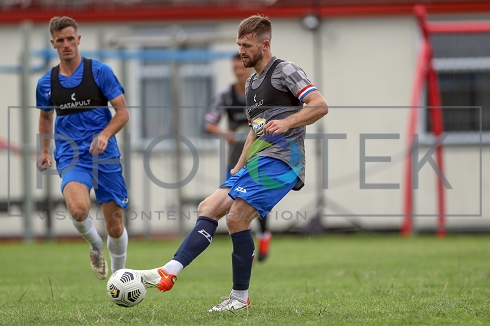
231, 229, 255, 291
173, 216, 218, 267
258, 215, 267, 233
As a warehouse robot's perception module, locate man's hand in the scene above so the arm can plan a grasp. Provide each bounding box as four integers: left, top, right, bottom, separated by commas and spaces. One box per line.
263, 119, 289, 135
36, 153, 52, 171
90, 133, 110, 155
224, 130, 237, 144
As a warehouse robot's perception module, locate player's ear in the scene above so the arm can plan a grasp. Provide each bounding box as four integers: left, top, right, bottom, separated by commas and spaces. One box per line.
263, 39, 270, 50
50, 39, 55, 48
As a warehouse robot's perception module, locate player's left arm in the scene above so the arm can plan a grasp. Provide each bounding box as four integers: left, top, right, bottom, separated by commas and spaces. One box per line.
90, 61, 130, 154
263, 63, 328, 135
90, 94, 129, 155
263, 91, 328, 135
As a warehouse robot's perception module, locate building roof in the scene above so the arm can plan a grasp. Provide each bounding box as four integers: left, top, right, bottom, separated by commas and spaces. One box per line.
1, 0, 490, 24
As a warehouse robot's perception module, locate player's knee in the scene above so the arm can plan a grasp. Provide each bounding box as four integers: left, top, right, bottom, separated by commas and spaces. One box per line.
225, 215, 236, 230
69, 206, 90, 222
106, 223, 124, 238
226, 213, 250, 233
198, 198, 224, 218
197, 199, 207, 214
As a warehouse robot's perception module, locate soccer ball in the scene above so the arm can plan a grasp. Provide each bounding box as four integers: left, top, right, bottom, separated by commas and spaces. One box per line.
107, 269, 147, 307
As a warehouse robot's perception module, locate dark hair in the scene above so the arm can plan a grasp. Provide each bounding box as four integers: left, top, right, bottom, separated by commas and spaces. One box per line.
232, 52, 241, 61
49, 16, 78, 37
237, 15, 272, 42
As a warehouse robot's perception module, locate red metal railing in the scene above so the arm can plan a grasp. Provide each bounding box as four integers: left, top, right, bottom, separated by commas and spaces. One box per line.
402, 4, 490, 237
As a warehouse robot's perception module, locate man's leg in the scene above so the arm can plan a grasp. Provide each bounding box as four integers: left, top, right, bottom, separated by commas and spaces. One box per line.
139, 188, 233, 291
228, 199, 258, 300
208, 198, 256, 312
64, 181, 107, 280
102, 201, 127, 275
256, 214, 272, 262
208, 157, 299, 312
258, 215, 267, 234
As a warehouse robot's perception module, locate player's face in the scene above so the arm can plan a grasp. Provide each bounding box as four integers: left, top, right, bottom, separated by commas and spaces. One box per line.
51, 26, 81, 62
237, 33, 265, 68
232, 58, 252, 83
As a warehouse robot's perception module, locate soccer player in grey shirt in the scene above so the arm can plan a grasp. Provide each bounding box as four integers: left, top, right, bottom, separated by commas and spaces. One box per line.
136, 14, 328, 312
205, 53, 273, 262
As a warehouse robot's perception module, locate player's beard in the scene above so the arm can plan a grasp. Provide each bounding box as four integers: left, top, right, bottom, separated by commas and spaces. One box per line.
243, 50, 263, 68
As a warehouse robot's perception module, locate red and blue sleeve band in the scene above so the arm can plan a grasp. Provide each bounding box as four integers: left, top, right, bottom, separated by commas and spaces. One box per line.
296, 84, 318, 102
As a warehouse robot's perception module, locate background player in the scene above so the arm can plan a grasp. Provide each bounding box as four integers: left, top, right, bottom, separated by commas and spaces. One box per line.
204, 52, 272, 262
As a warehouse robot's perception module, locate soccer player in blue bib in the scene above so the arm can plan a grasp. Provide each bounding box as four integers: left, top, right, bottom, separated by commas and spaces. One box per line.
36, 16, 130, 280
137, 15, 328, 311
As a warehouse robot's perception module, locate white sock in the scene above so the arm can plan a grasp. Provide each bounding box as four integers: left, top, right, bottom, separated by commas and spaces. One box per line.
107, 228, 128, 273
230, 289, 248, 303
71, 214, 103, 250
162, 260, 184, 275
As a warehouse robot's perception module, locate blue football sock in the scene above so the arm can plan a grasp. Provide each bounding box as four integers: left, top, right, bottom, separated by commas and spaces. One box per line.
173, 216, 218, 267
231, 229, 255, 291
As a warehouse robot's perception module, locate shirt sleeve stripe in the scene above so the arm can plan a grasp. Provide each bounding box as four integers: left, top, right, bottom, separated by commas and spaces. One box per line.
297, 85, 318, 101
205, 113, 220, 124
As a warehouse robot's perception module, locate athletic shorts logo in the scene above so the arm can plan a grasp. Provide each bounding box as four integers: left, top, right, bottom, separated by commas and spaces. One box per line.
198, 229, 213, 243
235, 187, 247, 193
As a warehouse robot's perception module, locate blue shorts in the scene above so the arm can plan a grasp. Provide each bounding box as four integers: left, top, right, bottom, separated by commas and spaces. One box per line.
60, 166, 128, 208
220, 156, 299, 218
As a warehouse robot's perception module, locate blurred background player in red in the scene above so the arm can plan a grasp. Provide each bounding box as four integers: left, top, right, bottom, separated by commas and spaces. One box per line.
204, 53, 272, 262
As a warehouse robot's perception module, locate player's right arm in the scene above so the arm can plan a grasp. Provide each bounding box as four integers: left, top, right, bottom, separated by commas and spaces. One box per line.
37, 110, 54, 171
36, 74, 54, 172
205, 88, 236, 143
230, 128, 256, 175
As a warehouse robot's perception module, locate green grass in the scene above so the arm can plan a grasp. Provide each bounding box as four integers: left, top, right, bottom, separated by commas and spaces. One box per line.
1, 234, 490, 325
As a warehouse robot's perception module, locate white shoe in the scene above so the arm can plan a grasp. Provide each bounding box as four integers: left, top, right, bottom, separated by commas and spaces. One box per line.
89, 247, 108, 280
133, 268, 177, 291
208, 296, 251, 312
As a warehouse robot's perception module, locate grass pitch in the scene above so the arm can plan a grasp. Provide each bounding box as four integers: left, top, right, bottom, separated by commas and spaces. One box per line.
1, 234, 490, 325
